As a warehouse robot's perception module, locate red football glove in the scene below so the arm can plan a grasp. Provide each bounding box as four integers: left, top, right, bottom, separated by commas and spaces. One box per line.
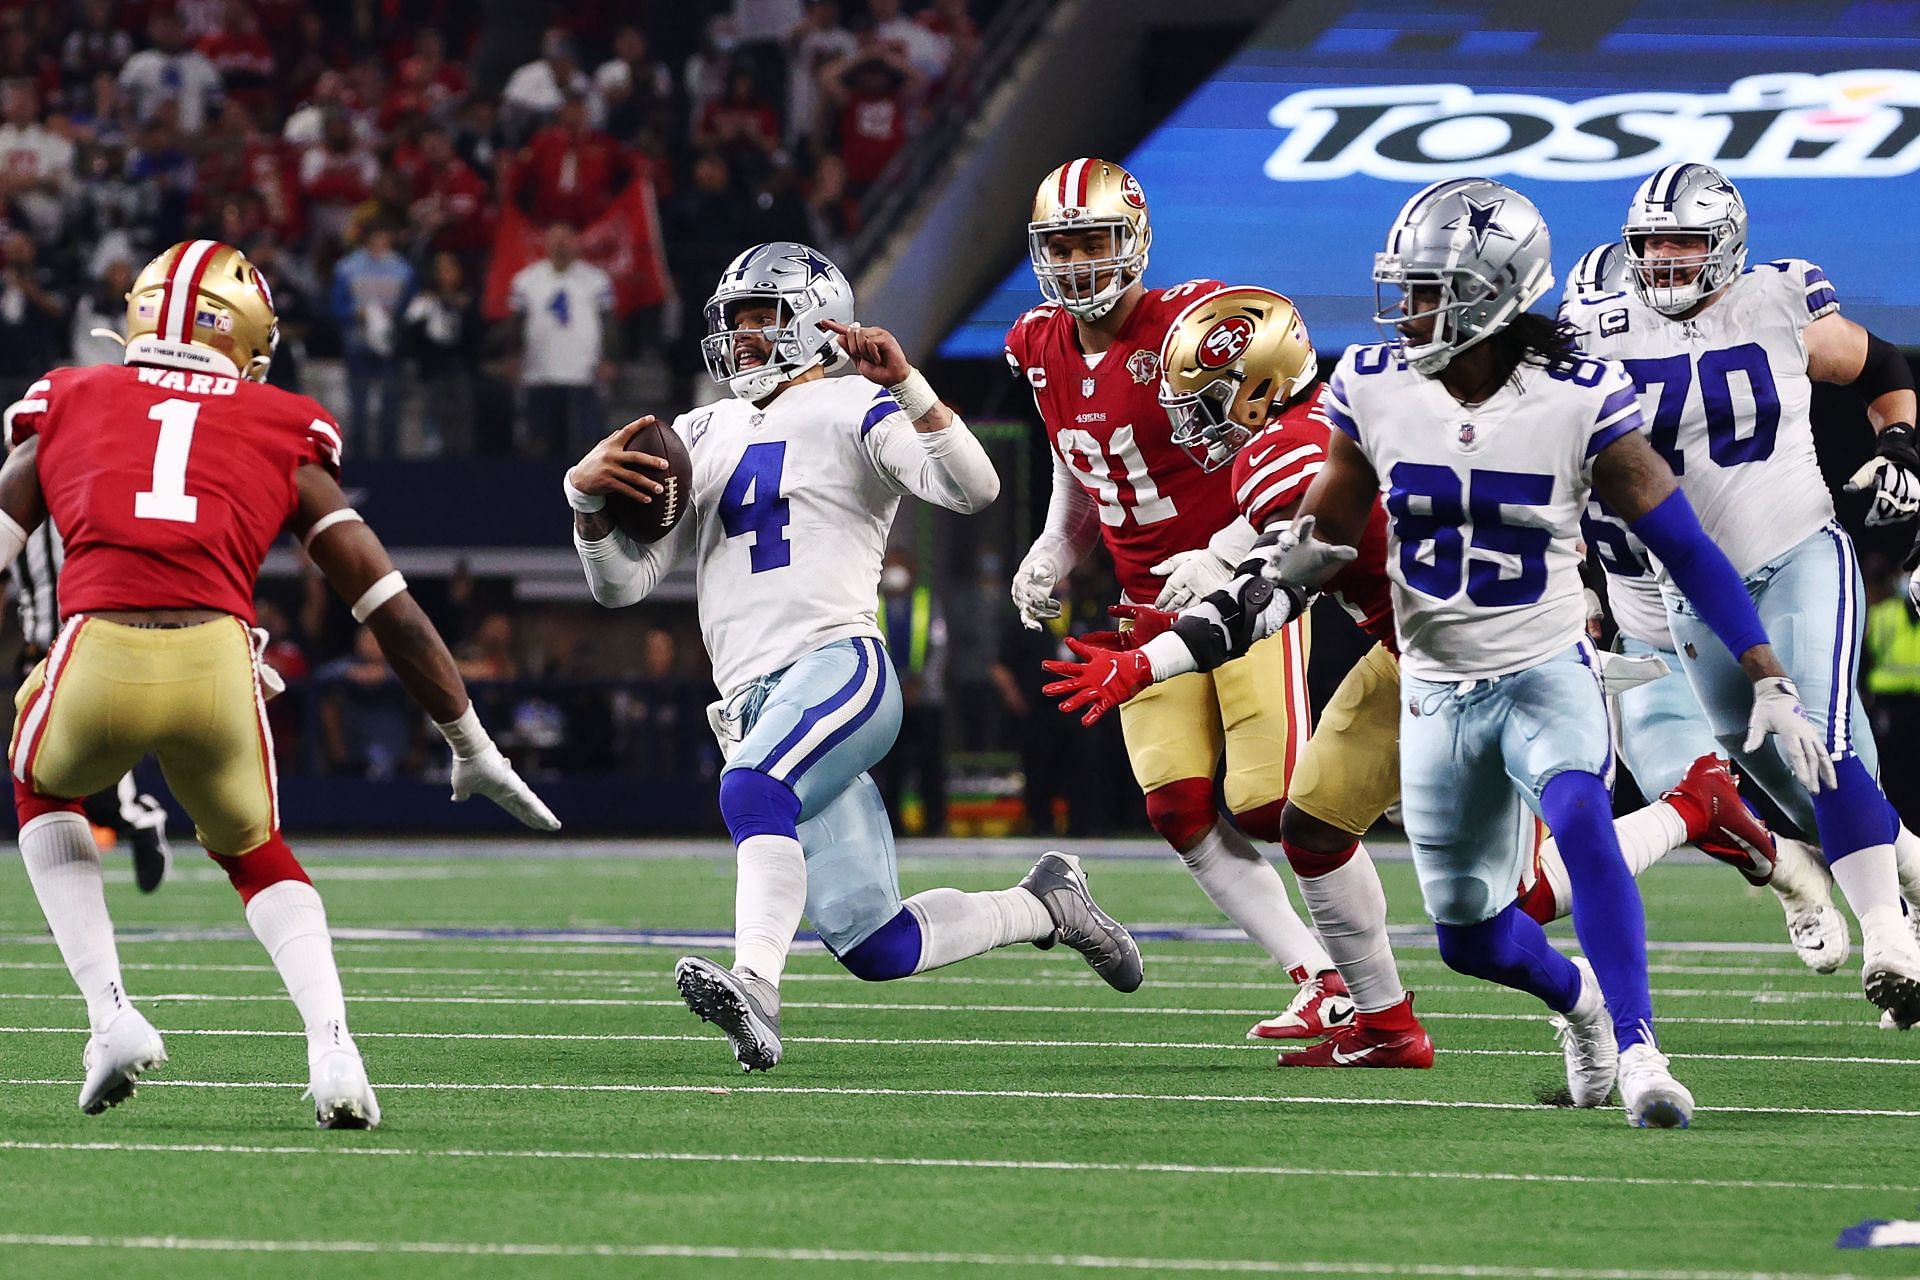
1040, 636, 1156, 726
1074, 603, 1181, 653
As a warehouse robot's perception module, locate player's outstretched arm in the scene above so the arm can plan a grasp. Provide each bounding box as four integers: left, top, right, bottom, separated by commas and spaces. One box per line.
1591, 430, 1834, 792
1810, 314, 1920, 526
0, 434, 45, 569
1281, 431, 1376, 587
292, 464, 562, 830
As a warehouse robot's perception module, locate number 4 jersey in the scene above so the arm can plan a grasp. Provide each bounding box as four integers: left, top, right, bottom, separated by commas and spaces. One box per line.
1565, 259, 1835, 578
1322, 343, 1644, 682
1005, 281, 1239, 603
7, 363, 342, 625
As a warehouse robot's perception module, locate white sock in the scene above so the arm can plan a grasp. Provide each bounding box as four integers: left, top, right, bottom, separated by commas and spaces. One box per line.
21, 811, 129, 1034
1769, 836, 1833, 911
1295, 843, 1402, 1013
1894, 825, 1920, 905
1531, 835, 1575, 923
903, 885, 1053, 974
1181, 821, 1331, 977
1829, 843, 1907, 949
1609, 800, 1689, 878
733, 834, 807, 986
245, 880, 348, 1037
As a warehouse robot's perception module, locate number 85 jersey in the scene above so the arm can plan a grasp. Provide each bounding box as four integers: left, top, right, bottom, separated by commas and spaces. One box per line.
7, 363, 343, 626
1565, 259, 1835, 577
1323, 342, 1644, 682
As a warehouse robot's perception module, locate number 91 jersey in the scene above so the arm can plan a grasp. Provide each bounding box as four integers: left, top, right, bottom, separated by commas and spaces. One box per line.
7, 363, 343, 626
1005, 280, 1238, 603
1564, 259, 1836, 578
1322, 342, 1644, 682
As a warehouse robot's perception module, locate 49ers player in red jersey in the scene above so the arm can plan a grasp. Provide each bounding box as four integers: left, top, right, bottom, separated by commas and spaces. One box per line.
0, 240, 560, 1126
1006, 159, 1342, 1039
1045, 286, 1779, 1068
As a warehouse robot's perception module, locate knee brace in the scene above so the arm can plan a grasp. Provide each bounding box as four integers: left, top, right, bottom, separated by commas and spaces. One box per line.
1143, 777, 1216, 852
719, 767, 801, 843
208, 830, 311, 905
14, 777, 83, 826
835, 906, 924, 981
1233, 797, 1286, 845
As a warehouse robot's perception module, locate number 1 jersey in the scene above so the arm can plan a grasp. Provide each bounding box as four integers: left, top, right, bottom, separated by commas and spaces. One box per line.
7, 363, 343, 625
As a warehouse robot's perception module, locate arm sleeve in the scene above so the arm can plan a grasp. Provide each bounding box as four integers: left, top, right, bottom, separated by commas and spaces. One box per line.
1023, 446, 1102, 573
864, 396, 1000, 514
573, 513, 694, 608
1628, 488, 1768, 659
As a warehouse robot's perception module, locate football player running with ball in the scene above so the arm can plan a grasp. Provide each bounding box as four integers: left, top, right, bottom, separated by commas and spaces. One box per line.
1007, 159, 1342, 1040
1046, 285, 1778, 1072
1566, 165, 1920, 1028
0, 240, 558, 1127
1232, 180, 1824, 1126
568, 241, 1141, 1073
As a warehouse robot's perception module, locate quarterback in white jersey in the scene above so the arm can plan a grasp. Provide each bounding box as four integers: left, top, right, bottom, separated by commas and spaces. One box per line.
1272, 178, 1829, 1126
1566, 164, 1920, 1029
567, 241, 1142, 1072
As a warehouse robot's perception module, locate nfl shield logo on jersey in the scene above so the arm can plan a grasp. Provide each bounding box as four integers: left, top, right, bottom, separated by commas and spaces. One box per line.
1458, 421, 1478, 448
1081, 376, 1096, 398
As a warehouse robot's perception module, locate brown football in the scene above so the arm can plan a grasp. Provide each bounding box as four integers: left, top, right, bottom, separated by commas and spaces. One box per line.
606, 418, 692, 544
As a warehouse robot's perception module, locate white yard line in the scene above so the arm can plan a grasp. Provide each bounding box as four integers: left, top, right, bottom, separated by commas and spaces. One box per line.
0, 1077, 1913, 1118
0, 1233, 1880, 1278
0, 1140, 1910, 1197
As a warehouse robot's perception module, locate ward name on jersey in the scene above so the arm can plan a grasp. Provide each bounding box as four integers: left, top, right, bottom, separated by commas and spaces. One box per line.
1565, 259, 1837, 579
1322, 342, 1644, 682
6, 363, 342, 624
1231, 391, 1395, 649
1006, 279, 1237, 602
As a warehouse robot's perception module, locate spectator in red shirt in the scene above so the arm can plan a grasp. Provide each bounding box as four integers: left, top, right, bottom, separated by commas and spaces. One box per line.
197, 0, 277, 116
512, 92, 632, 229
298, 109, 377, 248
402, 125, 490, 256
819, 30, 923, 197
694, 67, 780, 183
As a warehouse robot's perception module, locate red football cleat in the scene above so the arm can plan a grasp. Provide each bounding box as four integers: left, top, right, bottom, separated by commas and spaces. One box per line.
1276, 995, 1434, 1068
1247, 970, 1355, 1040
1662, 754, 1776, 886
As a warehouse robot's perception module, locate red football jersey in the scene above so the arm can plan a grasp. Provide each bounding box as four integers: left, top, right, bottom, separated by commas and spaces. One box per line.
1230, 388, 1395, 650
10, 363, 343, 625
1006, 280, 1240, 603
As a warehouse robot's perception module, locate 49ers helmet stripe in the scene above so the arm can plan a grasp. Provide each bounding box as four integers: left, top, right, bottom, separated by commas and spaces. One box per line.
160, 239, 220, 344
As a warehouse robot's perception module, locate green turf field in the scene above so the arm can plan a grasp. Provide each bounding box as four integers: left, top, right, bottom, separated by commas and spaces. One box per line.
0, 839, 1915, 1279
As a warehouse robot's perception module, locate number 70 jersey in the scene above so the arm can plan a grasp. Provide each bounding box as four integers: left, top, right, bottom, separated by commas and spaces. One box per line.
7, 363, 343, 626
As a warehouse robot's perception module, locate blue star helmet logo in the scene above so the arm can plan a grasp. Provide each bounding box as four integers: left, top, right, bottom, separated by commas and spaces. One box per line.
783, 248, 835, 284
1442, 195, 1514, 255
1704, 177, 1736, 197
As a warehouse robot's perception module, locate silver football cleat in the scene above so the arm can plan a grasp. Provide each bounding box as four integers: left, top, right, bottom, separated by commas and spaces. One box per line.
1018, 852, 1143, 993
675, 955, 783, 1071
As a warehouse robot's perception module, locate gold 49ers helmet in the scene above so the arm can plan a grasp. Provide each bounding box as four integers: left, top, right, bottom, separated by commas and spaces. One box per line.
121, 240, 279, 381
1028, 157, 1151, 320
1158, 286, 1317, 472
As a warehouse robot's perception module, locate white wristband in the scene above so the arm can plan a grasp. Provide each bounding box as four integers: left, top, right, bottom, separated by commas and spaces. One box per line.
350, 569, 408, 622
434, 703, 491, 760
564, 469, 606, 513
0, 508, 26, 571
1142, 630, 1199, 684
888, 366, 939, 420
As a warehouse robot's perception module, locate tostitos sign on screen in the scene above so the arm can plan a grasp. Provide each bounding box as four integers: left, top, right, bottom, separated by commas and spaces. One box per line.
942, 3, 1920, 359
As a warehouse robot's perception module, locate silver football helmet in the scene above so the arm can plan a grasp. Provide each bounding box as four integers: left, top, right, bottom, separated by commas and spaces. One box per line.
701, 241, 854, 400
1372, 177, 1553, 376
1565, 241, 1629, 300
1621, 163, 1748, 316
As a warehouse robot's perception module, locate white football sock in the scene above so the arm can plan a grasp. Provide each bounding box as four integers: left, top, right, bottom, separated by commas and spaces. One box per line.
1609, 800, 1689, 877
1531, 835, 1575, 923
245, 880, 348, 1036
733, 834, 807, 986
1769, 836, 1834, 912
20, 811, 130, 1034
903, 885, 1053, 973
1295, 843, 1402, 1013
1829, 843, 1908, 950
1181, 821, 1331, 977
1893, 824, 1920, 905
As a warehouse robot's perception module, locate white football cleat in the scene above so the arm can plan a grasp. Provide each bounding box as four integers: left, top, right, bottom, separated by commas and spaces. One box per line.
1618, 1039, 1694, 1129
1862, 939, 1920, 1031
1770, 837, 1848, 973
79, 1005, 167, 1115
1550, 957, 1617, 1108
307, 1021, 381, 1129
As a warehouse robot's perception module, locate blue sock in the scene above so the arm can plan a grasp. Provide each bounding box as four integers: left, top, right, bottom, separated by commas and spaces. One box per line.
1813, 756, 1899, 862
1540, 769, 1654, 1051
1433, 902, 1581, 1013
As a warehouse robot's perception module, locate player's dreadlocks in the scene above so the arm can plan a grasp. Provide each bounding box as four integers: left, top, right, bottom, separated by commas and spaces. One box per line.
1494, 312, 1587, 372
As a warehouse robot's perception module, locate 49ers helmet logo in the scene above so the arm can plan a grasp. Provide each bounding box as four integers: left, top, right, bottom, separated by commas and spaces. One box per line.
1197, 315, 1255, 369
1120, 172, 1146, 209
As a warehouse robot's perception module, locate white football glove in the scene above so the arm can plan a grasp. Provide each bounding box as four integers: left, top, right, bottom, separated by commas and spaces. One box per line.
1255, 514, 1358, 588
1011, 547, 1064, 631
1150, 547, 1237, 610
1844, 455, 1920, 527
436, 706, 562, 831
1745, 676, 1836, 794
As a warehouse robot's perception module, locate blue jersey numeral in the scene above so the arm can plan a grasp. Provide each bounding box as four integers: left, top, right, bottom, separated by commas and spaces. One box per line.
1386, 463, 1556, 606
548, 289, 571, 326
1581, 500, 1648, 580
1622, 343, 1779, 475
719, 442, 792, 572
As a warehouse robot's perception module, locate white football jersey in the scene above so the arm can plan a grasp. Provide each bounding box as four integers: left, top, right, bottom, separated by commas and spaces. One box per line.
670, 376, 922, 696
1322, 342, 1644, 681
1565, 259, 1837, 578
1579, 498, 1673, 649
